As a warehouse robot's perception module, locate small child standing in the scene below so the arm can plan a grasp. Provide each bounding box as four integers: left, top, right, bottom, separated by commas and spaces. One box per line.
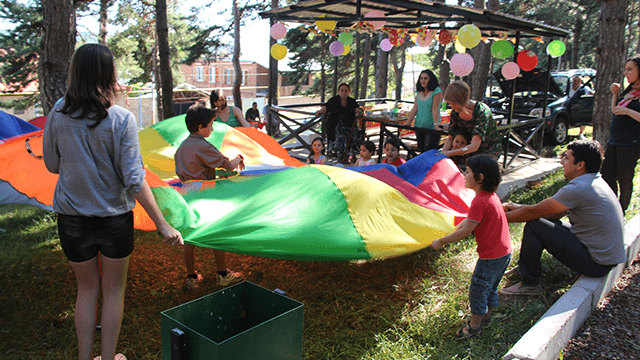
430, 154, 512, 339
355, 141, 377, 166
382, 138, 406, 166
449, 129, 472, 169
306, 137, 327, 165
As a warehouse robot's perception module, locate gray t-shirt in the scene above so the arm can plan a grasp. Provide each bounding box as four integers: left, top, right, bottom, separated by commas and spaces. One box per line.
43, 102, 145, 217
553, 173, 626, 265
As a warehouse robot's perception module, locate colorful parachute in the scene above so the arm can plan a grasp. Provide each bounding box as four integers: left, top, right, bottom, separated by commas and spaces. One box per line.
0, 111, 474, 260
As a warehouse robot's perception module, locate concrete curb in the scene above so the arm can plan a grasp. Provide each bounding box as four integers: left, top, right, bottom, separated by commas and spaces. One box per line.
502, 214, 640, 360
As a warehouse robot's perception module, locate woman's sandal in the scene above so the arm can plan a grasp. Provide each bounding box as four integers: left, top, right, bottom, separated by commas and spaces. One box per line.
455, 321, 482, 340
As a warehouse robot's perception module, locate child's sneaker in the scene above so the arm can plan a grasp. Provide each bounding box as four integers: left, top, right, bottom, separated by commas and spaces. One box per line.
217, 269, 243, 287
185, 272, 204, 289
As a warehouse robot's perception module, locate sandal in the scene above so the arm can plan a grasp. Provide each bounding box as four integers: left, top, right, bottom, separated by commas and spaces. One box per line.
455, 321, 482, 340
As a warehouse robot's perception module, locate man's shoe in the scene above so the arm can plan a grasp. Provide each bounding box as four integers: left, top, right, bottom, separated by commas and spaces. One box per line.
218, 269, 244, 287
499, 282, 543, 296
185, 272, 204, 289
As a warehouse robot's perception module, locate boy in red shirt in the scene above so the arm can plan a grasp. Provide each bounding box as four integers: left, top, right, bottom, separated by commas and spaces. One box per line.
430, 154, 512, 339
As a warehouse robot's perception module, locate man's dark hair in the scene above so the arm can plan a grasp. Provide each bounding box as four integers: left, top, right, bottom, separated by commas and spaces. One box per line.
466, 154, 501, 193
566, 140, 604, 173
185, 103, 215, 133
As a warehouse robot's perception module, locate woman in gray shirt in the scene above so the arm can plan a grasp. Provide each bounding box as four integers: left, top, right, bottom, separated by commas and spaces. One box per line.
43, 44, 182, 360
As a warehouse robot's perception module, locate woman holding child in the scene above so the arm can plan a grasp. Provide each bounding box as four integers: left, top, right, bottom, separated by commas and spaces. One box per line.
440, 81, 501, 160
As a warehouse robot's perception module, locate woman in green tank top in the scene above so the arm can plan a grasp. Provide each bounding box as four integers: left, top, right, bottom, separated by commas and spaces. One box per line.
210, 89, 250, 128
404, 69, 443, 152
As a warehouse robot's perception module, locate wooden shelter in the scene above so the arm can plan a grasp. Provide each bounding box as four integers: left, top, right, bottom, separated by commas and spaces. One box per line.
260, 0, 571, 169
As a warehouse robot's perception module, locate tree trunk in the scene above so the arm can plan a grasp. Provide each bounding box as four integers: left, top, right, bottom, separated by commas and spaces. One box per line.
593, 0, 629, 145
232, 0, 242, 109
390, 41, 407, 101
153, 42, 162, 122
359, 33, 371, 99
267, 0, 279, 132
156, 0, 174, 120
320, 34, 326, 102
468, 0, 494, 101
40, 0, 76, 114
375, 33, 388, 98
99, 0, 109, 45
571, 11, 584, 69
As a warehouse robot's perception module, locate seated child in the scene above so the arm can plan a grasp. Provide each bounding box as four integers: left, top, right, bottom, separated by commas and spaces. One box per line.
382, 138, 406, 166
429, 154, 512, 339
306, 137, 327, 165
355, 140, 376, 166
449, 128, 472, 169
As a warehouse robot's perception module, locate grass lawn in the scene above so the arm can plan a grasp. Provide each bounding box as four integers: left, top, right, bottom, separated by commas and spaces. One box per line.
1, 132, 638, 359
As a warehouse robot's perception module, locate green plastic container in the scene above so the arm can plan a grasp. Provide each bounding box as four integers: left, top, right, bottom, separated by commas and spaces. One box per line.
161, 281, 304, 360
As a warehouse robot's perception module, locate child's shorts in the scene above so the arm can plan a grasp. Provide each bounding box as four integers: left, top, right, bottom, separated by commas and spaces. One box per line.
58, 211, 134, 263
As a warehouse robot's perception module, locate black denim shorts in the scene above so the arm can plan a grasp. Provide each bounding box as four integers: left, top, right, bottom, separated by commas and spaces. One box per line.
57, 211, 134, 262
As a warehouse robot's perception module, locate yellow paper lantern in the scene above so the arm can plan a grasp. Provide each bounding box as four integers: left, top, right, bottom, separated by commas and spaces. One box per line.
342, 45, 351, 55
270, 44, 287, 60
454, 38, 466, 53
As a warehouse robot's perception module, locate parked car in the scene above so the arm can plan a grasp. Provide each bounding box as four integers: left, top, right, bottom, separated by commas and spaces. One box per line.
484, 68, 596, 145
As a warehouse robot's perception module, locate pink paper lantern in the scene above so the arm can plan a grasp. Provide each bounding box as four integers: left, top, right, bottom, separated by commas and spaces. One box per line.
380, 38, 393, 52
450, 53, 474, 77
270, 23, 287, 40
502, 62, 520, 80
329, 41, 345, 56
365, 10, 386, 30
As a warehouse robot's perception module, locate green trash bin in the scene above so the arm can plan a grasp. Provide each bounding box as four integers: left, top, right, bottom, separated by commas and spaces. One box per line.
161, 281, 304, 360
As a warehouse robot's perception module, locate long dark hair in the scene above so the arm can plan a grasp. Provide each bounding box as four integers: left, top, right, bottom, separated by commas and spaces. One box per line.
210, 89, 228, 110
59, 44, 118, 128
620, 54, 640, 98
416, 69, 439, 92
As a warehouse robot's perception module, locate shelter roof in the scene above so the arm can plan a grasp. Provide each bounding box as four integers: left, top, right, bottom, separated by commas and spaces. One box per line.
260, 0, 569, 38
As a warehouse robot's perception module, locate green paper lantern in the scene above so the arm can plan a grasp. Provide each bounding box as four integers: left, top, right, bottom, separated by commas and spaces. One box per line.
338, 32, 353, 46
491, 40, 514, 59
547, 40, 566, 58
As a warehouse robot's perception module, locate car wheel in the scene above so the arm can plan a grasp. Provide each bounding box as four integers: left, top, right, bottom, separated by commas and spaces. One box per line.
546, 118, 569, 145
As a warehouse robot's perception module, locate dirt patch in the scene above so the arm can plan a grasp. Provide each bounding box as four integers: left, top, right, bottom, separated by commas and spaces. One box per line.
563, 254, 640, 359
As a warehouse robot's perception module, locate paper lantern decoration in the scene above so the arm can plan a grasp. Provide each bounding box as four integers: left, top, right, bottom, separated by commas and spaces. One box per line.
338, 32, 354, 46
329, 41, 345, 56
450, 53, 474, 77
517, 50, 538, 71
416, 30, 434, 47
342, 45, 351, 55
270, 23, 287, 40
491, 40, 514, 59
454, 38, 466, 53
547, 40, 566, 58
438, 29, 452, 45
457, 24, 481, 49
502, 61, 520, 80
270, 44, 287, 60
365, 10, 386, 30
316, 15, 336, 32
380, 38, 393, 52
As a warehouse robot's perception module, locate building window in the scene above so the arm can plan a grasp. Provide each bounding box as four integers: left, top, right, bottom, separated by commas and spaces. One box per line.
241, 70, 248, 85
225, 68, 233, 84
209, 67, 215, 83
196, 66, 204, 82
